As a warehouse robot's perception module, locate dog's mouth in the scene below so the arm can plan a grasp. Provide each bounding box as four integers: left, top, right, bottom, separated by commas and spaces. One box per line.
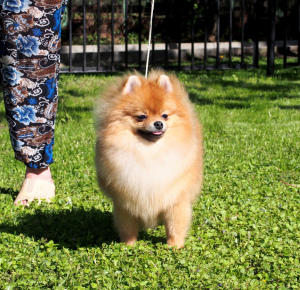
137, 129, 165, 142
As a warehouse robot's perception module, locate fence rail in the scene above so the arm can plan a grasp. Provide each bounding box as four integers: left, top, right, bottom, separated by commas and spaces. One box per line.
60, 0, 300, 75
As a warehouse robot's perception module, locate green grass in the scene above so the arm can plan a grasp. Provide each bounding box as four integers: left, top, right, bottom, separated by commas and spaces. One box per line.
0, 64, 300, 288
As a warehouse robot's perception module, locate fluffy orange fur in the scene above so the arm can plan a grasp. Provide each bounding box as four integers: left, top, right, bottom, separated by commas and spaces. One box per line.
95, 70, 203, 248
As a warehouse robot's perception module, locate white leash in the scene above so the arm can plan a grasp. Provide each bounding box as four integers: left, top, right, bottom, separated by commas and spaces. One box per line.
145, 0, 155, 78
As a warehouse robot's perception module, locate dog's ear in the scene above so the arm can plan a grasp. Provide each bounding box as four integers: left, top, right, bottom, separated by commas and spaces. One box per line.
122, 75, 141, 94
157, 75, 173, 93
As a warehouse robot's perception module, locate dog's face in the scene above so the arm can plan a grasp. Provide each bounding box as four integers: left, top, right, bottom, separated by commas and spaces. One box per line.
135, 112, 168, 142
120, 74, 180, 142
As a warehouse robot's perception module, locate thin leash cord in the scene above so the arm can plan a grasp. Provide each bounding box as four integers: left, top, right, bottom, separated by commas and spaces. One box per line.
145, 0, 155, 78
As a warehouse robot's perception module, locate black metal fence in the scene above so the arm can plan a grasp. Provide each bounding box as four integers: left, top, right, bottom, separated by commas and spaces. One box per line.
60, 0, 300, 75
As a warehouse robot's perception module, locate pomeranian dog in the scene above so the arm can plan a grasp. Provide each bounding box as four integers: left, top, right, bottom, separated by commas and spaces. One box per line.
95, 70, 203, 248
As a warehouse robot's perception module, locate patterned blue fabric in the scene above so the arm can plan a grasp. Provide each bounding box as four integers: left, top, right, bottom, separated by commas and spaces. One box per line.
0, 0, 67, 168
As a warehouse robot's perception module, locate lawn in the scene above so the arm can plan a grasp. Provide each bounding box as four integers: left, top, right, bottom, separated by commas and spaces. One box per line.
0, 65, 300, 288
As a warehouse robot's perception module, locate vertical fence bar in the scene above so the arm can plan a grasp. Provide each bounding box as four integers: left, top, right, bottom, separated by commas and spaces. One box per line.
164, 2, 169, 69
216, 0, 220, 69
283, 0, 287, 67
97, 0, 101, 71
241, 0, 245, 67
111, 0, 115, 71
151, 9, 155, 66
204, 0, 207, 68
83, 0, 87, 71
191, 0, 195, 70
178, 0, 182, 71
229, 0, 232, 68
124, 0, 128, 68
138, 0, 142, 70
267, 0, 276, 76
68, 0, 72, 72
253, 0, 259, 68
298, 0, 300, 65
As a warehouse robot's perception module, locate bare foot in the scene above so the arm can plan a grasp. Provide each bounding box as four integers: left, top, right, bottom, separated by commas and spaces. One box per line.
15, 167, 54, 205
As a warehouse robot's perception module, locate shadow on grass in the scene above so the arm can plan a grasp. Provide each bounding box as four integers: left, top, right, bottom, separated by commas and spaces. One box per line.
0, 112, 7, 125
0, 205, 118, 249
222, 102, 251, 109
279, 105, 300, 110
0, 186, 18, 197
0, 197, 168, 248
0, 93, 7, 125
183, 69, 300, 108
189, 92, 214, 105
139, 230, 167, 245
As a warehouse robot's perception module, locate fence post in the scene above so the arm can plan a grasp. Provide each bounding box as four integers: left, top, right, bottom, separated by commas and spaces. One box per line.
216, 0, 220, 69
83, 0, 86, 72
97, 0, 101, 71
267, 0, 276, 76
111, 0, 115, 71
298, 0, 300, 65
253, 0, 259, 68
68, 0, 72, 73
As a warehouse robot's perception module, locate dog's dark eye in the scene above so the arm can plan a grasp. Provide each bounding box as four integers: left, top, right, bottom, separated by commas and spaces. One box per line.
162, 114, 168, 119
137, 114, 147, 121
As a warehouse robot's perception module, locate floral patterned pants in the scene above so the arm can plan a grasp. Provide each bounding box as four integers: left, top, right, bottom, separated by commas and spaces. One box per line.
0, 0, 67, 169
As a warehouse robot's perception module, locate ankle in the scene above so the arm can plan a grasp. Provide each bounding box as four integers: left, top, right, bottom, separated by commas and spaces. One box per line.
25, 167, 54, 184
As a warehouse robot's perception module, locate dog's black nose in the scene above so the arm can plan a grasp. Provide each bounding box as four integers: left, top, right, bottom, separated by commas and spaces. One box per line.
154, 121, 163, 130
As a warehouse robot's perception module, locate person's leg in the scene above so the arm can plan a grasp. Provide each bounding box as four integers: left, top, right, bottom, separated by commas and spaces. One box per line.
0, 0, 67, 204
25, 167, 53, 183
